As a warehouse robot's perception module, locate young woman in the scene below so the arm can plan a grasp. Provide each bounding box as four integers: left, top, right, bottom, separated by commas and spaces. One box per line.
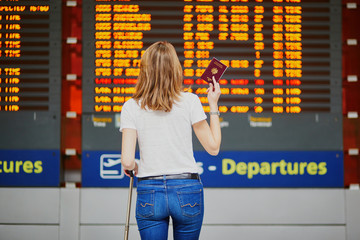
120, 41, 221, 240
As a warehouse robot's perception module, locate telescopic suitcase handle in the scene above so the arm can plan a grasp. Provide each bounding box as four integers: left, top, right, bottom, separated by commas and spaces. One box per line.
124, 170, 134, 240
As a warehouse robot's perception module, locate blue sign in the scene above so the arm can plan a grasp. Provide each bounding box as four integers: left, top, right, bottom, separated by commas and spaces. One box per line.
196, 151, 343, 187
82, 150, 343, 187
0, 150, 60, 187
82, 151, 134, 187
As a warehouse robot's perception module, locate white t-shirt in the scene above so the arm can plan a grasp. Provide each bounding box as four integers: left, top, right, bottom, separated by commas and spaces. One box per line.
120, 92, 207, 178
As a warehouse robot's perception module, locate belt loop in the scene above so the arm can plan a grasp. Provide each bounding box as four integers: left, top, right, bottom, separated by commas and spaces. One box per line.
163, 175, 166, 181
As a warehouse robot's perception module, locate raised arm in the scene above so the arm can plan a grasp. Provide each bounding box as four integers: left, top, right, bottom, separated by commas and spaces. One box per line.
193, 76, 221, 155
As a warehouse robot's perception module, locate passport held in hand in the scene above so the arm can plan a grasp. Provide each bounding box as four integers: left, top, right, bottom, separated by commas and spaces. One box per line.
200, 57, 228, 83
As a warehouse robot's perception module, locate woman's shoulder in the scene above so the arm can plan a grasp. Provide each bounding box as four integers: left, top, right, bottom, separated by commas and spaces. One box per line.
180, 91, 200, 102
123, 98, 139, 110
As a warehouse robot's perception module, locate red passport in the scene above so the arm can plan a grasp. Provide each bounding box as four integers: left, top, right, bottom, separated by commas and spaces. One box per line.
200, 57, 228, 83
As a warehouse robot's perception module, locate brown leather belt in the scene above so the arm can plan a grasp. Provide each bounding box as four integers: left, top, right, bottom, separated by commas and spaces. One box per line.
138, 173, 200, 182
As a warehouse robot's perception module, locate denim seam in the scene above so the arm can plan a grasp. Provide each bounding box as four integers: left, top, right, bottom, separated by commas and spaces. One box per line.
181, 203, 199, 208
165, 179, 170, 215
140, 203, 154, 207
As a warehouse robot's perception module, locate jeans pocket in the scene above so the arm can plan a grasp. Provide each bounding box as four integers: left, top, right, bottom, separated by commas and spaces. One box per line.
177, 189, 202, 217
136, 190, 155, 218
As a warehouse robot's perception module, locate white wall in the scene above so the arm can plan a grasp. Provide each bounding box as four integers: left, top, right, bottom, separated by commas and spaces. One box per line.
0, 187, 359, 240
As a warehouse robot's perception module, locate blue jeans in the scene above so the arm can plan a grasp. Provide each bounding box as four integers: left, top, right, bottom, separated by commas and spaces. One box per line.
136, 177, 204, 240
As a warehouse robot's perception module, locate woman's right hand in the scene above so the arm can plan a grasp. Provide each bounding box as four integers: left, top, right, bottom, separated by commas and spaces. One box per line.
124, 162, 138, 177
207, 76, 221, 110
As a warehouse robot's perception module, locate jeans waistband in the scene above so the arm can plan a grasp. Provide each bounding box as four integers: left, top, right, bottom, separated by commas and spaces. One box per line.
138, 173, 199, 182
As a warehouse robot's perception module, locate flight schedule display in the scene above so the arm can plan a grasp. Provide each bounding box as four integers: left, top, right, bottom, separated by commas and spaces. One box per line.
0, 1, 61, 186
82, 0, 343, 187
0, 1, 61, 112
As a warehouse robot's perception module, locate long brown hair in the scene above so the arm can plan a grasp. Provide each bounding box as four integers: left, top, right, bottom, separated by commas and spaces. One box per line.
132, 41, 183, 112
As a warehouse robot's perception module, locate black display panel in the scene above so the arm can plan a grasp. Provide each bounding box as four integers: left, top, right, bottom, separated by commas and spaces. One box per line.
0, 0, 61, 150
82, 0, 342, 152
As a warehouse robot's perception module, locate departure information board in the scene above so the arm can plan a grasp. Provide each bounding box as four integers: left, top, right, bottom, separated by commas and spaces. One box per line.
83, 0, 341, 150
0, 1, 61, 112
82, 0, 342, 187
0, 1, 61, 186
83, 0, 341, 115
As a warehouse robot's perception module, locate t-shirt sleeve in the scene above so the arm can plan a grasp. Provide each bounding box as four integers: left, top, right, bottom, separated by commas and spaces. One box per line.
190, 94, 207, 125
120, 100, 137, 132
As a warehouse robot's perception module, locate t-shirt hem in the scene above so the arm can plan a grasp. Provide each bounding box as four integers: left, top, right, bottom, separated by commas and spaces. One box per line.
191, 115, 207, 125
119, 126, 137, 132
